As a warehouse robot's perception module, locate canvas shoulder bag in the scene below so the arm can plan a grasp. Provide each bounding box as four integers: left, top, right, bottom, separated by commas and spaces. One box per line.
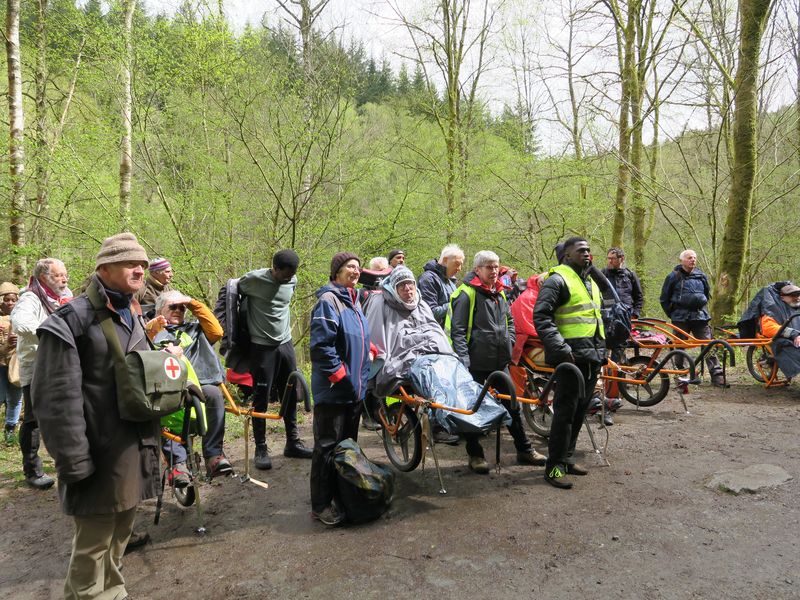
87, 283, 187, 422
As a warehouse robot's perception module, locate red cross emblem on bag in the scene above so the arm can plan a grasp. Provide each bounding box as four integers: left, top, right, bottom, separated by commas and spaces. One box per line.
164, 356, 183, 380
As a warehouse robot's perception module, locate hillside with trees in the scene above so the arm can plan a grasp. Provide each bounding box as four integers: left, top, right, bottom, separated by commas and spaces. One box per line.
1, 0, 798, 341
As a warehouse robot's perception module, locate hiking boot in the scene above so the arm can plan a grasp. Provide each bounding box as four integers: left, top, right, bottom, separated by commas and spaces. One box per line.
25, 473, 54, 490
312, 501, 345, 527
565, 463, 589, 476
468, 455, 490, 474
124, 531, 150, 554
361, 413, 382, 431
600, 412, 614, 426
586, 393, 603, 415
711, 373, 729, 388
4, 425, 15, 445
606, 397, 623, 411
544, 465, 572, 489
206, 454, 233, 479
168, 463, 191, 488
254, 444, 272, 470
517, 449, 547, 466
284, 439, 313, 459
432, 428, 460, 446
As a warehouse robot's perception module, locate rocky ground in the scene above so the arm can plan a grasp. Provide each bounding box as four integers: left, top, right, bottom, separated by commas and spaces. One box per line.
1, 368, 799, 600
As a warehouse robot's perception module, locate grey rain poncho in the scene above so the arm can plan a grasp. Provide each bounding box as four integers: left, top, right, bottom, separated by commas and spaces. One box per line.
366, 267, 509, 434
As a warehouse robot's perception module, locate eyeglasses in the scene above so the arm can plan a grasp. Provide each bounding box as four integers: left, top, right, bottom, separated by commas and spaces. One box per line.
396, 281, 416, 289
168, 304, 187, 311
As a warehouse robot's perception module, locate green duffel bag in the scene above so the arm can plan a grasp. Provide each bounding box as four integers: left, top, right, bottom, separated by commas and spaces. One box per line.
88, 283, 188, 422
116, 349, 188, 422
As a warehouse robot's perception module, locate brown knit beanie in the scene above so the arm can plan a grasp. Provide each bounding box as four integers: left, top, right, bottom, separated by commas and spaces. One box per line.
0, 282, 19, 296
95, 233, 149, 269
330, 252, 361, 281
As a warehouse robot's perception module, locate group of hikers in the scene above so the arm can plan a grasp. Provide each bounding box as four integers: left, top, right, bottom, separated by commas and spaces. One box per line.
2, 232, 799, 599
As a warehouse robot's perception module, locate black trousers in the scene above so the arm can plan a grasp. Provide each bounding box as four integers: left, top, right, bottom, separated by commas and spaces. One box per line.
546, 362, 599, 471
20, 385, 43, 478
463, 368, 532, 459
249, 341, 299, 446
671, 320, 722, 375
310, 402, 361, 513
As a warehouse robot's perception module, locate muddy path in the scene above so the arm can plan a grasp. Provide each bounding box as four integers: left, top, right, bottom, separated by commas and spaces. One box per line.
2, 373, 799, 600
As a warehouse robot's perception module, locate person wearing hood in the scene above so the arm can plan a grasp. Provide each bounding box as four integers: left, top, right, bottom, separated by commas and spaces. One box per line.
738, 282, 800, 379
418, 244, 465, 327
239, 249, 311, 470
309, 252, 372, 526
659, 249, 726, 387
149, 289, 231, 481
447, 250, 545, 474
365, 266, 455, 396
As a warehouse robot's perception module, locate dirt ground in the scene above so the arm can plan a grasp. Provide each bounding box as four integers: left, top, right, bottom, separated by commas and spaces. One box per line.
2, 368, 799, 600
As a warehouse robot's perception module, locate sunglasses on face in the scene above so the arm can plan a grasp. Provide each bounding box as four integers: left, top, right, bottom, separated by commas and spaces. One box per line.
168, 304, 186, 311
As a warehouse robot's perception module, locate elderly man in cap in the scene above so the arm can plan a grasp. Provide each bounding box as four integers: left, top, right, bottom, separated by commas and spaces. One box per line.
34, 233, 159, 600
11, 258, 71, 489
387, 249, 406, 268
137, 256, 174, 307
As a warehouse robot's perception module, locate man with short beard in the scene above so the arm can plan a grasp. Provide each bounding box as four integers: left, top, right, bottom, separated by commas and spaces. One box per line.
34, 233, 159, 600
11, 258, 71, 489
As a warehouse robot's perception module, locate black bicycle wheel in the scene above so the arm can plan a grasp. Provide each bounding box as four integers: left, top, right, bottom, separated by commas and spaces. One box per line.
173, 483, 196, 507
521, 376, 553, 439
745, 345, 777, 384
380, 402, 422, 472
618, 355, 670, 407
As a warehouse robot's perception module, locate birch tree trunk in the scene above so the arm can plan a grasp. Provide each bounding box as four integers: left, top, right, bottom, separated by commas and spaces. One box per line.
33, 0, 49, 245
119, 0, 136, 230
712, 0, 773, 319
6, 0, 26, 280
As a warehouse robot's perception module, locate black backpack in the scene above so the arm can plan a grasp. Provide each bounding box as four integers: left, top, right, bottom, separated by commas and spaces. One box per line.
213, 278, 251, 374
334, 438, 394, 524
590, 266, 632, 349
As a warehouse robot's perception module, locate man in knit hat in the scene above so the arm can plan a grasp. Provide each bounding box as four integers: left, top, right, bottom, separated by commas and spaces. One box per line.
137, 256, 174, 307
34, 233, 159, 599
239, 249, 311, 470
387, 249, 406, 268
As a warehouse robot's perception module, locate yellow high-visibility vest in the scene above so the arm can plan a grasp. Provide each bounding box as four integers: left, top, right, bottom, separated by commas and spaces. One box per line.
549, 264, 605, 339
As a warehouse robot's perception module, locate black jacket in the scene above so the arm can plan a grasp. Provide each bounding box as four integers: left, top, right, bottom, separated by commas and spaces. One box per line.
418, 259, 458, 327
533, 267, 606, 366
449, 272, 515, 372
601, 267, 644, 317
660, 265, 711, 322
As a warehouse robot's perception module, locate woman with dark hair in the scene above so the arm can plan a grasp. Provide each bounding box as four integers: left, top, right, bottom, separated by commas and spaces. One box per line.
308, 252, 372, 526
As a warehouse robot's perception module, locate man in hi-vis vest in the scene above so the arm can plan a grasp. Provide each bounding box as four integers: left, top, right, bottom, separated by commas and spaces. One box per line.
534, 237, 606, 489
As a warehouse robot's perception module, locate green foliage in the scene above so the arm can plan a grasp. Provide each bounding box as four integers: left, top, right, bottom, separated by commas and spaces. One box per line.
0, 3, 796, 332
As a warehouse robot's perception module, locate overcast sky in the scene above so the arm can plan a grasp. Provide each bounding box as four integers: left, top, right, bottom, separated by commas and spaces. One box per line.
138, 1, 795, 156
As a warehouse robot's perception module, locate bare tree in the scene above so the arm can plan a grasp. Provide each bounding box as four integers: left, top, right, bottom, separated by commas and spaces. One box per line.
391, 0, 498, 237
6, 0, 26, 280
